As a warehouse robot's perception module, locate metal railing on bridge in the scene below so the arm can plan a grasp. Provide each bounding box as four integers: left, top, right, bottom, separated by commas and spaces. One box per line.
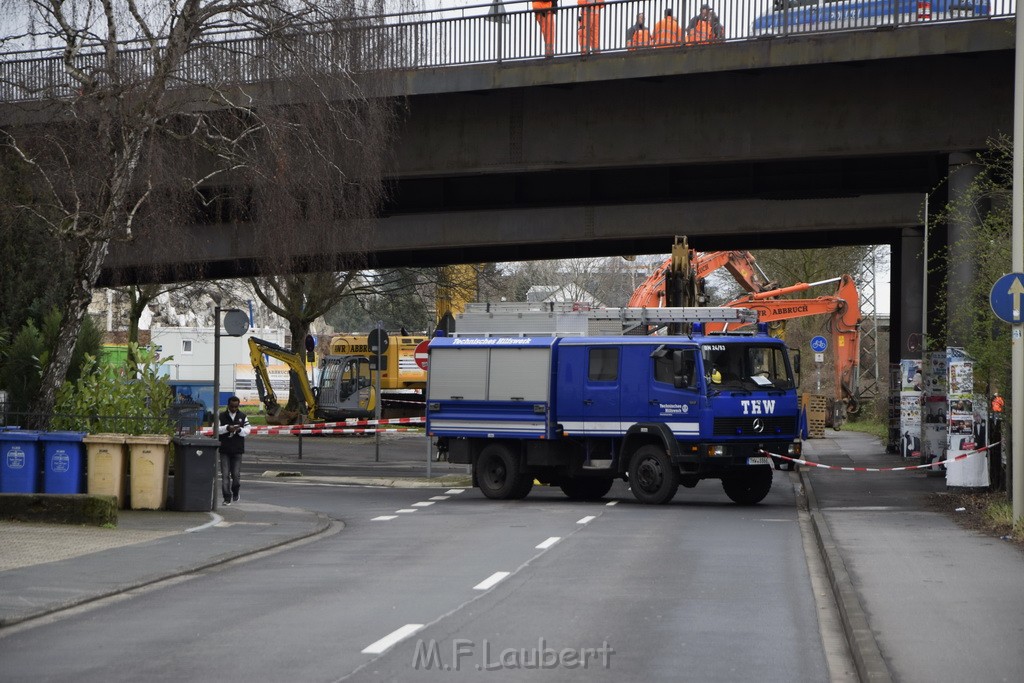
0, 0, 1011, 103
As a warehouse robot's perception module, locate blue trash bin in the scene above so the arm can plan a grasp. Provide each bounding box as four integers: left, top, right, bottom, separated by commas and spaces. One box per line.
0, 430, 42, 493
39, 431, 88, 494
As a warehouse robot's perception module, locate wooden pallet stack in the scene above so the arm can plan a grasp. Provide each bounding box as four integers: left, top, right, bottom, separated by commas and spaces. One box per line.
802, 393, 828, 439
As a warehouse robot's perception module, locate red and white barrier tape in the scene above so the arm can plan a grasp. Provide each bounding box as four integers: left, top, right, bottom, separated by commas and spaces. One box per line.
760, 441, 1000, 472
200, 416, 424, 437
255, 426, 423, 436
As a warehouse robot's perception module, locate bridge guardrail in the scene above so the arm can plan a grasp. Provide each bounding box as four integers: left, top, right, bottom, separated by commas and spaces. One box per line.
0, 0, 1013, 103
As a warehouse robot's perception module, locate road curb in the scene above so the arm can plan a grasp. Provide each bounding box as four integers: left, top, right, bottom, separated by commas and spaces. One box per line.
800, 469, 893, 683
260, 473, 473, 488
0, 510, 336, 630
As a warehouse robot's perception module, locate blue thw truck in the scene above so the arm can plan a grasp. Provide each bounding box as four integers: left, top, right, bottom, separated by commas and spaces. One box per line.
426, 306, 803, 505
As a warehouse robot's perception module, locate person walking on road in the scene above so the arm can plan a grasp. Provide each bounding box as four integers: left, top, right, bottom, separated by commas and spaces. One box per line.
218, 396, 251, 505
533, 0, 557, 58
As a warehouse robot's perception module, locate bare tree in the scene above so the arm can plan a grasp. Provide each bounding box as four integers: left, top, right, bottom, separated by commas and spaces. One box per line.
0, 1, 406, 424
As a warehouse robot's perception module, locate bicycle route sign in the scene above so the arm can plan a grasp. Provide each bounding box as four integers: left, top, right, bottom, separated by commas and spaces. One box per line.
810, 336, 828, 353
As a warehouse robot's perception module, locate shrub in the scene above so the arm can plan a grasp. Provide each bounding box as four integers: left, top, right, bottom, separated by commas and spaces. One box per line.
53, 343, 174, 435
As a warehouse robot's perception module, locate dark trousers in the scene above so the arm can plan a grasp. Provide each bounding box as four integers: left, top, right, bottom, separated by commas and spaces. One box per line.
220, 451, 242, 501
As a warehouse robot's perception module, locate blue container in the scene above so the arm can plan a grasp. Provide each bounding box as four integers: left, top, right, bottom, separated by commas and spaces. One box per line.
39, 431, 88, 494
0, 430, 42, 493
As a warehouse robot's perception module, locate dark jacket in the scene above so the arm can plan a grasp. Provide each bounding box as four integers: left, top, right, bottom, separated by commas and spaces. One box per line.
219, 409, 251, 455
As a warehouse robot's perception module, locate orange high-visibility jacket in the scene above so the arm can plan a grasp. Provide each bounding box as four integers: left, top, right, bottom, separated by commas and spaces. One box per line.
627, 27, 652, 49
653, 16, 681, 47
685, 19, 715, 45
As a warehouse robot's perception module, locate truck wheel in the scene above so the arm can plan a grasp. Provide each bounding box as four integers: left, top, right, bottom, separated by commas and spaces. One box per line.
560, 478, 614, 501
722, 468, 773, 505
628, 445, 679, 505
477, 444, 526, 500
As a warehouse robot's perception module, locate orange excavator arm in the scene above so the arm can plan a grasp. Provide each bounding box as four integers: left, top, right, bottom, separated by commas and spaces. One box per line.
707, 274, 862, 416
627, 241, 774, 308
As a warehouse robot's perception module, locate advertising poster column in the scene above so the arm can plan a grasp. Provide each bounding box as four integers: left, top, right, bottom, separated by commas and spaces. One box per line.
946, 348, 988, 488
922, 351, 948, 470
898, 359, 922, 458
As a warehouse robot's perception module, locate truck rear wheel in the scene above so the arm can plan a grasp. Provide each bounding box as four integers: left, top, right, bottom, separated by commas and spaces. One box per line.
628, 445, 679, 505
477, 444, 530, 500
560, 478, 614, 501
722, 468, 773, 505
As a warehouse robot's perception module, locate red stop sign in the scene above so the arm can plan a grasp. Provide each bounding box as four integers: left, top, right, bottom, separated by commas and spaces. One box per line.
414, 339, 430, 370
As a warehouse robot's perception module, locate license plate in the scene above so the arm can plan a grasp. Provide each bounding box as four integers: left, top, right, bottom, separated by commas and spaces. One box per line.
747, 457, 771, 466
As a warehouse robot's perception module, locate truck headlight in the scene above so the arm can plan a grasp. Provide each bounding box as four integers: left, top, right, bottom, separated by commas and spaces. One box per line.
788, 442, 802, 456
707, 445, 727, 458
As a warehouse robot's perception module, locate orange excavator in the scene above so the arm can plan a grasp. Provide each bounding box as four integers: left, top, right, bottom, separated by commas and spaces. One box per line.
628, 237, 861, 427
628, 238, 777, 309
706, 274, 862, 425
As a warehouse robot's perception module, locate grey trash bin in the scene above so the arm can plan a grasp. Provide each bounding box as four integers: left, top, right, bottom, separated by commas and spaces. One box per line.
172, 436, 220, 511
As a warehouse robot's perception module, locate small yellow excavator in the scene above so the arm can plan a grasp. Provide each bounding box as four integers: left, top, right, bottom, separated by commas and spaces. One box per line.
248, 337, 377, 425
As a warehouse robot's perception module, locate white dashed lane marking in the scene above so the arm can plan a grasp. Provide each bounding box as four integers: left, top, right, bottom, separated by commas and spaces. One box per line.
536, 537, 560, 550
445, 489, 465, 495
473, 572, 511, 591
576, 515, 596, 525
362, 624, 424, 654
412, 501, 434, 507
605, 501, 618, 506
396, 509, 417, 513
429, 496, 450, 501
372, 515, 398, 521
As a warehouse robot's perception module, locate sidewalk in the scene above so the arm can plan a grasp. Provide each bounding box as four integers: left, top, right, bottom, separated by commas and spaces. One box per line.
801, 431, 1024, 683
0, 502, 330, 628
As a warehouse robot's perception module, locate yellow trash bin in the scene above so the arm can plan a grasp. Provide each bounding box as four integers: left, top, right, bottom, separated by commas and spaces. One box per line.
83, 434, 129, 509
126, 435, 172, 510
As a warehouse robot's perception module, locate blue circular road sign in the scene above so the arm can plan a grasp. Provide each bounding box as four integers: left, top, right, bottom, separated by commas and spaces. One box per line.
990, 273, 1024, 324
810, 336, 828, 353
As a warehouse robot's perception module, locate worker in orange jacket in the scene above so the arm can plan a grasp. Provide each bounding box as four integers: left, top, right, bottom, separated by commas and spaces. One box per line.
533, 0, 556, 58
626, 12, 651, 49
653, 8, 682, 48
577, 0, 604, 55
685, 3, 725, 45
991, 391, 1004, 421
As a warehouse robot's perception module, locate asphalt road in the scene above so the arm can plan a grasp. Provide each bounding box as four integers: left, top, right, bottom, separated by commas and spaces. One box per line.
0, 464, 835, 682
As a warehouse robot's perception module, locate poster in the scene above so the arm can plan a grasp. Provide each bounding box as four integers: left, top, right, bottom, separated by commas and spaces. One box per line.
945, 348, 988, 488
922, 351, 948, 468
898, 359, 923, 457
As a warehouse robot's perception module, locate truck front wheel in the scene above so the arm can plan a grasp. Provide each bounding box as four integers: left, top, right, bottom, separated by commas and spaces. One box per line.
560, 478, 614, 501
722, 467, 773, 505
628, 445, 679, 505
477, 444, 532, 500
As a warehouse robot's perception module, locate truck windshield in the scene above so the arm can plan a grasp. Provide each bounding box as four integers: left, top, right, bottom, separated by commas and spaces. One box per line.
701, 343, 794, 392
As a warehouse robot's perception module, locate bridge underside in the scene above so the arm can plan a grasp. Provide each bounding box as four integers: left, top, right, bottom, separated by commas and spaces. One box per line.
101, 22, 1011, 284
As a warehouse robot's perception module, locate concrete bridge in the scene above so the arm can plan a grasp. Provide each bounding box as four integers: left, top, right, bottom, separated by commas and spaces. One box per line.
1, 2, 1017, 357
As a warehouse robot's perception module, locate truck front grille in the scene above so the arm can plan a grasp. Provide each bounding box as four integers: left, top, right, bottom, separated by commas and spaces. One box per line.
713, 416, 796, 437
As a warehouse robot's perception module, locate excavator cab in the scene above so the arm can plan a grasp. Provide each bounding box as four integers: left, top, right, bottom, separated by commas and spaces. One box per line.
317, 355, 376, 420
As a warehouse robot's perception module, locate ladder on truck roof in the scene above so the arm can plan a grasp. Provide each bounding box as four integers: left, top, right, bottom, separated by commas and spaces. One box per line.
451, 305, 758, 337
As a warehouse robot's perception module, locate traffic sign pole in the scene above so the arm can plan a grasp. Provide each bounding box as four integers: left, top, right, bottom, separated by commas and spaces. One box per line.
1013, 0, 1023, 524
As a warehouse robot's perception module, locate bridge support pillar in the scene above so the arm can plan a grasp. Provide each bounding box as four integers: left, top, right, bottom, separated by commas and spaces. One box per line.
897, 226, 925, 361
946, 152, 986, 347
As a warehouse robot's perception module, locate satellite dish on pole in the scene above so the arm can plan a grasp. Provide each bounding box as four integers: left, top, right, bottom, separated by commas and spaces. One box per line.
485, 0, 509, 24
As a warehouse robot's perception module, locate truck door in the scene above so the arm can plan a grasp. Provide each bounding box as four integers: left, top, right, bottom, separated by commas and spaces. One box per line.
582, 346, 621, 435
644, 345, 702, 439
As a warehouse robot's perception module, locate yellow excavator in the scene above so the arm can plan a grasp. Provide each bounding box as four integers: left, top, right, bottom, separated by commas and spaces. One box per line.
248, 337, 377, 425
